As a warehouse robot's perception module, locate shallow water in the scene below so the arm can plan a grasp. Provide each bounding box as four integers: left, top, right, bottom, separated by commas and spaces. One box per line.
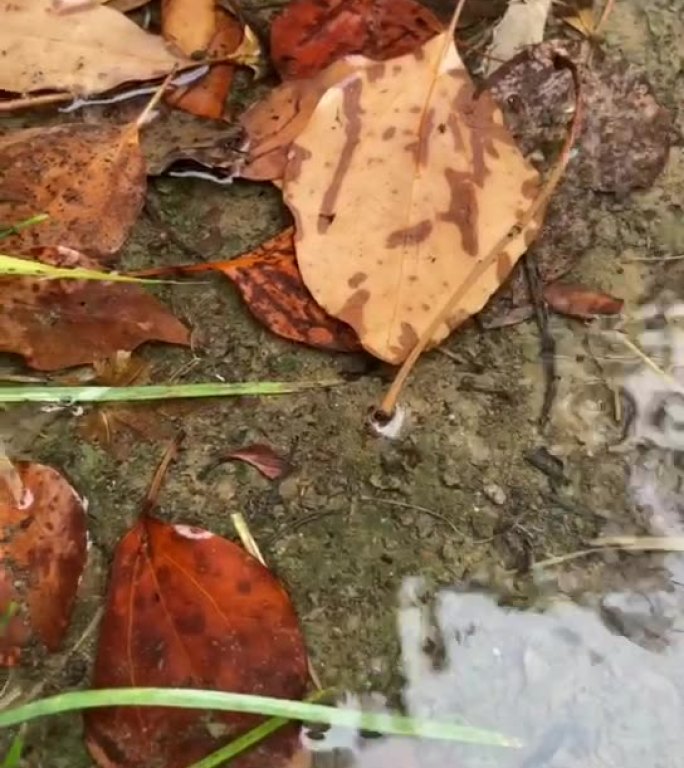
2, 0, 684, 766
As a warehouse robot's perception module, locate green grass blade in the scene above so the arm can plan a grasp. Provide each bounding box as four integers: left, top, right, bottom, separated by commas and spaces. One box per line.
0, 214, 49, 241
0, 380, 342, 404
188, 689, 333, 768
0, 730, 24, 768
0, 689, 520, 748
0, 253, 182, 284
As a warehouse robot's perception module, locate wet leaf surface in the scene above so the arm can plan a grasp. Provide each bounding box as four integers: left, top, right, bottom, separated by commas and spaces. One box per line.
0, 461, 87, 666
0, 0, 186, 97
283, 36, 541, 363
0, 123, 146, 261
218, 443, 291, 480
0, 246, 189, 371
164, 8, 244, 120
270, 0, 442, 80
85, 514, 308, 768
543, 282, 624, 319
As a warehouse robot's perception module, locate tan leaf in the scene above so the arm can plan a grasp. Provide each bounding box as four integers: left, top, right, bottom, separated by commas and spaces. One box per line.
283, 35, 541, 363
0, 123, 145, 261
0, 0, 187, 97
162, 0, 215, 56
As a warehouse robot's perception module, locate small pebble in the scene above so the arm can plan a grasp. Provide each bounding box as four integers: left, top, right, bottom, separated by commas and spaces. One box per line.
483, 482, 507, 505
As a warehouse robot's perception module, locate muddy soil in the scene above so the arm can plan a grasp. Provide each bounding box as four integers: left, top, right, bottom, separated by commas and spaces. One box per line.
1, 0, 683, 766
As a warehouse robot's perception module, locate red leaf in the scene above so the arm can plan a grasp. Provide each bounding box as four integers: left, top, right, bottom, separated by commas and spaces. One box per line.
271, 0, 443, 80
84, 514, 308, 768
133, 228, 362, 353
220, 443, 291, 480
0, 246, 189, 370
543, 282, 624, 319
0, 462, 87, 666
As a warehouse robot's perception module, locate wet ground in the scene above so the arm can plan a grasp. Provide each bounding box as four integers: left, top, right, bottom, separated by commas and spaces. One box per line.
1, 0, 684, 765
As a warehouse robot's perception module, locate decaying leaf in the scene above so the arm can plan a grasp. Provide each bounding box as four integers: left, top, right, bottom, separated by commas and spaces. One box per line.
0, 0, 188, 97
271, 0, 442, 80
85, 514, 308, 768
543, 282, 623, 319
141, 109, 246, 178
139, 228, 361, 352
0, 123, 146, 261
239, 60, 355, 182
0, 461, 87, 666
283, 35, 541, 363
165, 9, 245, 120
0, 246, 189, 371
218, 443, 291, 480
485, 0, 552, 75
490, 40, 672, 194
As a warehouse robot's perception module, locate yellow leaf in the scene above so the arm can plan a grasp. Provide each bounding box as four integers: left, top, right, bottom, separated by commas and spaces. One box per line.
0, 0, 188, 96
283, 34, 541, 363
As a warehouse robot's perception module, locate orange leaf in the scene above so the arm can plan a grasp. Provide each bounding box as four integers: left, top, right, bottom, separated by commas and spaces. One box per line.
270, 0, 442, 80
283, 36, 541, 363
0, 123, 145, 262
136, 228, 361, 353
0, 246, 189, 370
0, 462, 87, 666
84, 514, 308, 768
161, 0, 215, 55
543, 282, 624, 319
166, 9, 244, 120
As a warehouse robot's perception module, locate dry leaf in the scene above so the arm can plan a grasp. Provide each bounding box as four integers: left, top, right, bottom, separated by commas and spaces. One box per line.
137, 228, 361, 352
485, 0, 552, 75
0, 0, 187, 97
218, 443, 291, 480
490, 40, 672, 194
162, 0, 215, 55
165, 9, 244, 120
141, 110, 246, 178
283, 36, 541, 363
543, 282, 623, 319
239, 60, 355, 182
0, 123, 146, 261
270, 0, 442, 80
0, 246, 189, 371
0, 462, 87, 666
84, 514, 307, 768
105, 0, 151, 12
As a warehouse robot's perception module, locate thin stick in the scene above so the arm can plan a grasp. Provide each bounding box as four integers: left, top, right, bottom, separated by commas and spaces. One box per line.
379, 55, 584, 417
591, 535, 684, 552
0, 92, 72, 113
359, 495, 465, 538
622, 254, 684, 263
140, 433, 184, 515
593, 0, 615, 35
136, 67, 178, 129
615, 333, 684, 394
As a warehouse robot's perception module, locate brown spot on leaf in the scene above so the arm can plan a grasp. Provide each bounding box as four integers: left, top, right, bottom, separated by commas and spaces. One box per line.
439, 168, 478, 256
382, 126, 396, 140
337, 288, 370, 333
386, 220, 433, 249
348, 272, 368, 288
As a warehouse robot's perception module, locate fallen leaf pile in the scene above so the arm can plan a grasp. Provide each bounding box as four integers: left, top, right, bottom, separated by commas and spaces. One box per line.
0, 0, 677, 764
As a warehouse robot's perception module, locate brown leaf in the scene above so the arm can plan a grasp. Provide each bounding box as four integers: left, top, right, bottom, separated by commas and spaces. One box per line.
0, 0, 187, 97
137, 228, 361, 352
165, 9, 244, 120
543, 281, 624, 319
283, 38, 541, 363
0, 461, 87, 666
490, 40, 672, 194
84, 514, 308, 768
270, 0, 442, 80
162, 0, 215, 55
0, 123, 146, 261
239, 60, 355, 182
141, 110, 246, 178
219, 444, 291, 480
0, 246, 189, 371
